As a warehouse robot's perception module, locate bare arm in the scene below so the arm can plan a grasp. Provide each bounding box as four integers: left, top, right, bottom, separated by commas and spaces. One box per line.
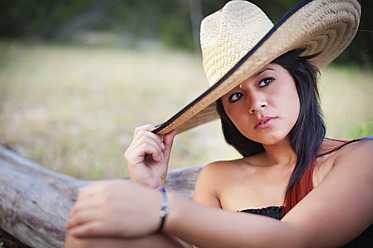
66, 140, 373, 247
165, 140, 373, 247
193, 163, 221, 208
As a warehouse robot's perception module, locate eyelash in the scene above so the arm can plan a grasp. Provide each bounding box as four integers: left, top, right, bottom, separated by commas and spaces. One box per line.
228, 92, 243, 103
228, 77, 275, 103
259, 77, 275, 88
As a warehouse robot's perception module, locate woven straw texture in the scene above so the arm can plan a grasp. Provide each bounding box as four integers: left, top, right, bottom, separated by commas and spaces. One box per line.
154, 0, 361, 135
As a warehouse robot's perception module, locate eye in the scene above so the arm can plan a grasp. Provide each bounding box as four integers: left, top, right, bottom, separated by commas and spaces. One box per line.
258, 77, 274, 88
228, 92, 243, 103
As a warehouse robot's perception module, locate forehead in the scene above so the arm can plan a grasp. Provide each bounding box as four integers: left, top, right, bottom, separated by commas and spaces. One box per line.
236, 63, 283, 88
251, 63, 283, 79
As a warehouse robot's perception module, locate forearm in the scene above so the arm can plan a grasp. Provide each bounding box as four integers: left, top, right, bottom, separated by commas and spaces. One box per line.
64, 232, 190, 248
165, 194, 302, 248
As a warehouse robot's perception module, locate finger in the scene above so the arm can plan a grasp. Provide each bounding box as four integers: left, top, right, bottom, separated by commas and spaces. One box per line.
70, 197, 100, 220
135, 128, 164, 147
126, 142, 162, 165
133, 124, 156, 137
74, 182, 107, 204
162, 129, 176, 159
137, 141, 164, 162
69, 182, 112, 221
131, 125, 160, 151
76, 183, 99, 198
77, 180, 125, 201
65, 206, 100, 230
129, 132, 165, 162
163, 129, 176, 148
68, 221, 106, 238
132, 131, 165, 158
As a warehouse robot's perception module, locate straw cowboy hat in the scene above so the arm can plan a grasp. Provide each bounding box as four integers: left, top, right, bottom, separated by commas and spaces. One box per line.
153, 0, 361, 135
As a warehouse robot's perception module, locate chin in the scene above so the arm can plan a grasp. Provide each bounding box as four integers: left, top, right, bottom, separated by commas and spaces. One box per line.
251, 134, 289, 146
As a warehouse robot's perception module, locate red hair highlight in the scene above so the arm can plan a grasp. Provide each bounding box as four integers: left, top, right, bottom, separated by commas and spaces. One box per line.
284, 158, 315, 214
283, 139, 356, 214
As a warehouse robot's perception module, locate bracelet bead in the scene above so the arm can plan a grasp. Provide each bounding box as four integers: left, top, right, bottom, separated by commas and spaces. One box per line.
157, 188, 168, 233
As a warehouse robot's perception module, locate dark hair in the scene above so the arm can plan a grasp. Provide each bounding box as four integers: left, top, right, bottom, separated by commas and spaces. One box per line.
216, 49, 325, 212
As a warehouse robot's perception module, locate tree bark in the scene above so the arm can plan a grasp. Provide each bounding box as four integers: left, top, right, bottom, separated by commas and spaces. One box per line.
0, 146, 202, 248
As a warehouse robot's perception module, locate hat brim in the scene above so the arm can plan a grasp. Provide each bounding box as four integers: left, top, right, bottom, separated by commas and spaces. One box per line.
153, 0, 361, 135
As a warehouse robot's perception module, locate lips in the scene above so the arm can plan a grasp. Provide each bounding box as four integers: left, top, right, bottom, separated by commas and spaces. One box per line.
255, 117, 277, 130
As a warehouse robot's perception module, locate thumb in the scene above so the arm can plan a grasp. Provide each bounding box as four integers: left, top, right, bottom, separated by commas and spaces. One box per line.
162, 129, 176, 159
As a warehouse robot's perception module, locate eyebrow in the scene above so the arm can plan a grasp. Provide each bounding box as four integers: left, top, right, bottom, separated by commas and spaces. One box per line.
251, 67, 275, 79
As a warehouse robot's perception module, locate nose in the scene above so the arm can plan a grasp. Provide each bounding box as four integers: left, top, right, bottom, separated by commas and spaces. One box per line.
247, 91, 267, 114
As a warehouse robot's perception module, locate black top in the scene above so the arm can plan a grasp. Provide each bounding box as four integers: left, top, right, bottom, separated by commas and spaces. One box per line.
239, 206, 284, 220
239, 206, 373, 247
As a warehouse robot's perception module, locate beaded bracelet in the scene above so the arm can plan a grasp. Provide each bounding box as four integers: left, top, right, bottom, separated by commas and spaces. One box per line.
157, 188, 168, 233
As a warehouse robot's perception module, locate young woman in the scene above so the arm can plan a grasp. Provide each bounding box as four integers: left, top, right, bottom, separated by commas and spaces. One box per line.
64, 0, 372, 247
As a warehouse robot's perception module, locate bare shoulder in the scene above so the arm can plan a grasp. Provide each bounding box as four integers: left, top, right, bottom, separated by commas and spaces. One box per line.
193, 158, 247, 208
282, 139, 373, 246
196, 159, 243, 191
200, 159, 242, 176
327, 138, 373, 195
197, 157, 257, 186
333, 138, 373, 171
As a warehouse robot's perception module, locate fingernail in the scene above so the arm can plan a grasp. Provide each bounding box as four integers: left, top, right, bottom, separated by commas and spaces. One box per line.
161, 142, 165, 150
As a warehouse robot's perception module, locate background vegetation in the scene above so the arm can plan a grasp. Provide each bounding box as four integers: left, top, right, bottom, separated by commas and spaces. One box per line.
1, 0, 372, 64
0, 0, 372, 180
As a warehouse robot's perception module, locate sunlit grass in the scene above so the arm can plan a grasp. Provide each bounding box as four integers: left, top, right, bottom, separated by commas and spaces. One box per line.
319, 65, 373, 139
0, 40, 371, 180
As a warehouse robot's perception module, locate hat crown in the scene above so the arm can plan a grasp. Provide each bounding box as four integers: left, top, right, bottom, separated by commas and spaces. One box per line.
154, 0, 361, 135
201, 0, 274, 86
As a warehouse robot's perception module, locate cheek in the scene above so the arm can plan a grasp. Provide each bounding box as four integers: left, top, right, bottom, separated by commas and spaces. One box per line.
222, 99, 240, 119
225, 106, 242, 124
224, 104, 247, 130
271, 80, 300, 122
278, 69, 300, 112
283, 86, 300, 122
291, 97, 301, 123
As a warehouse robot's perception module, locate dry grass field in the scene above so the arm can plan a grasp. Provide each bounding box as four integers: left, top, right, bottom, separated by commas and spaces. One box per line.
0, 40, 372, 180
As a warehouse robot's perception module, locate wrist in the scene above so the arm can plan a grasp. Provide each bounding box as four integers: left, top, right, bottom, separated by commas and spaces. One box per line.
162, 193, 182, 235
131, 177, 164, 190
154, 183, 165, 191
145, 177, 165, 190
156, 188, 168, 233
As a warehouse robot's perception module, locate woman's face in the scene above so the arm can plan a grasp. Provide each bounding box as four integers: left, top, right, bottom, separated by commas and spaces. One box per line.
221, 63, 300, 146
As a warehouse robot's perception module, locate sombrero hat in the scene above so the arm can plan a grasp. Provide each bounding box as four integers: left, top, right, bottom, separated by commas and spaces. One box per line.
153, 0, 361, 135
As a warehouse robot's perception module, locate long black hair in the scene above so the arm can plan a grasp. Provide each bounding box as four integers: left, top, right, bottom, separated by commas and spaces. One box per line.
216, 49, 325, 211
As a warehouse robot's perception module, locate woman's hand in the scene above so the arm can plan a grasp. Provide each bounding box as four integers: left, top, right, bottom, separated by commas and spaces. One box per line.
124, 124, 176, 190
65, 180, 162, 238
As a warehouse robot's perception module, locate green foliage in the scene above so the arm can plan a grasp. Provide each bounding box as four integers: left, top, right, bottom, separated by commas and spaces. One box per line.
348, 118, 373, 138
0, 0, 371, 64
0, 242, 5, 248
159, 1, 195, 50
0, 0, 101, 40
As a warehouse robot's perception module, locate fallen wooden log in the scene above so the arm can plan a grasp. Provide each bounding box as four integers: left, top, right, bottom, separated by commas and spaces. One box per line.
0, 146, 202, 248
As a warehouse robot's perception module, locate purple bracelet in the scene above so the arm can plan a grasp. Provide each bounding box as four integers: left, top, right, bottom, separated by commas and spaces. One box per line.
157, 188, 168, 233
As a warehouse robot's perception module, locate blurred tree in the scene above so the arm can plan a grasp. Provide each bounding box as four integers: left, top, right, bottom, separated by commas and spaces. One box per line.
0, 0, 371, 65
0, 0, 114, 40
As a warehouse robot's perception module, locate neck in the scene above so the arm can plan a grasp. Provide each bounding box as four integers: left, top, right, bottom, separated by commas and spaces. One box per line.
262, 138, 297, 168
